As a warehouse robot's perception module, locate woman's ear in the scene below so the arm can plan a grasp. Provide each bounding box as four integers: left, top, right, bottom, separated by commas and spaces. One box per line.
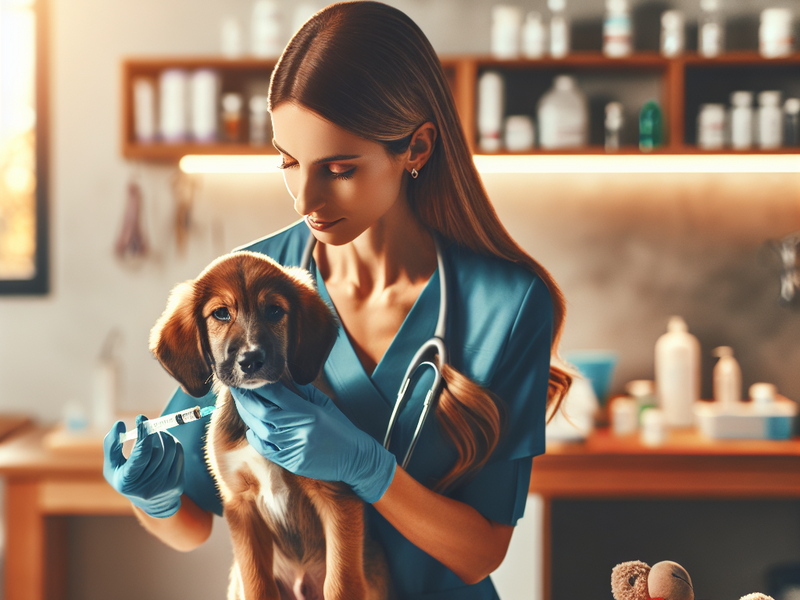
149, 281, 213, 398
286, 272, 339, 385
406, 121, 437, 172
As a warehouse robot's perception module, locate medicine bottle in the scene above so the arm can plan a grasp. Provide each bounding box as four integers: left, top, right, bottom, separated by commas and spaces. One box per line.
249, 95, 271, 146
477, 71, 505, 152
191, 70, 220, 143
133, 78, 156, 143
729, 91, 753, 150
712, 346, 741, 410
537, 75, 588, 148
639, 100, 662, 151
603, 0, 632, 58
760, 8, 794, 59
757, 90, 783, 149
548, 0, 570, 58
655, 316, 700, 428
784, 98, 800, 147
605, 101, 624, 151
491, 5, 523, 59
640, 408, 667, 446
159, 69, 189, 143
251, 0, 282, 58
697, 103, 726, 150
504, 115, 535, 151
698, 0, 724, 58
660, 10, 685, 57
522, 11, 546, 59
222, 93, 243, 142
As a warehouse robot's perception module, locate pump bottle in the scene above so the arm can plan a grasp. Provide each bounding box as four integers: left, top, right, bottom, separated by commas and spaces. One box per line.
655, 316, 700, 427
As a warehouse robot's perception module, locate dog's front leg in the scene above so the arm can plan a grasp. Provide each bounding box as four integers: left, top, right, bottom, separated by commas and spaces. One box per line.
225, 498, 280, 600
310, 490, 369, 600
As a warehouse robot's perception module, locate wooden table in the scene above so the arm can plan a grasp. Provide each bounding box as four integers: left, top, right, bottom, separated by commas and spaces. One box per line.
529, 428, 800, 600
0, 425, 130, 600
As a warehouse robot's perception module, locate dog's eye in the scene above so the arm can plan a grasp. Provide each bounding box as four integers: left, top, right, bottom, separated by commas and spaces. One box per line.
265, 305, 285, 322
212, 307, 231, 322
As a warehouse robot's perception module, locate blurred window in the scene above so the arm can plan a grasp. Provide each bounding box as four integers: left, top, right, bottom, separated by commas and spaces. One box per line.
0, 0, 47, 294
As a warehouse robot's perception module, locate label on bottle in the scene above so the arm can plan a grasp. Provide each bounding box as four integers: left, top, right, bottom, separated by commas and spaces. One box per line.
603, 16, 632, 57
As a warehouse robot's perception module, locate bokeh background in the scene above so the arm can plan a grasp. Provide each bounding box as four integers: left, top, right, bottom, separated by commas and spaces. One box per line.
0, 0, 797, 598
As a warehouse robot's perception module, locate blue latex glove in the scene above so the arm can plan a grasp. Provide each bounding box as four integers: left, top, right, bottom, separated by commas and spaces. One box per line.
103, 415, 185, 518
231, 383, 397, 504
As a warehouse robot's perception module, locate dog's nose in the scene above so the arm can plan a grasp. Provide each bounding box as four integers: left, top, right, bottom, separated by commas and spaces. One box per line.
239, 350, 266, 375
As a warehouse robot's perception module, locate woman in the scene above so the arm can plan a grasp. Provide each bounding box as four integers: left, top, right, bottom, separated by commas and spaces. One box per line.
103, 2, 571, 598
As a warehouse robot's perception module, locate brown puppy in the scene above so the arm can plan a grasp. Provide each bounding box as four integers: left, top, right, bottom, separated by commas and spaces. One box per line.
150, 251, 392, 600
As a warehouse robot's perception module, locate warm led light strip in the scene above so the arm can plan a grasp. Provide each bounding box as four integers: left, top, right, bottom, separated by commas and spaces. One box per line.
180, 155, 280, 174
179, 153, 800, 174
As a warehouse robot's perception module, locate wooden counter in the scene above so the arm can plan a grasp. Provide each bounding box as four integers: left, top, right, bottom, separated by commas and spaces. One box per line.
0, 424, 797, 600
0, 425, 130, 600
530, 428, 800, 600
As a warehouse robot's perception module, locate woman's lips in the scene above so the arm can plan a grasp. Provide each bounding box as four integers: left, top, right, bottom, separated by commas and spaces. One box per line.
305, 215, 342, 231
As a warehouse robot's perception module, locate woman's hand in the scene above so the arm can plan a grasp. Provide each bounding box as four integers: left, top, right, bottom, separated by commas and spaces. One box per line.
231, 383, 396, 503
103, 415, 185, 518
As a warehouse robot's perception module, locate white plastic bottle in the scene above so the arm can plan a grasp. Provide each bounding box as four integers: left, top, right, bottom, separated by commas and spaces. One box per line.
537, 75, 588, 149
655, 316, 700, 428
757, 90, 783, 149
660, 10, 685, 57
548, 0, 569, 58
729, 91, 754, 150
477, 71, 505, 152
251, 0, 282, 58
491, 5, 523, 60
712, 346, 742, 410
603, 0, 632, 58
698, 0, 724, 58
697, 103, 726, 149
760, 8, 794, 59
522, 11, 546, 59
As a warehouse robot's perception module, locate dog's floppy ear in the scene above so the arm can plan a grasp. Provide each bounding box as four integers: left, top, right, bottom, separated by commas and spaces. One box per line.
149, 280, 213, 397
287, 277, 339, 386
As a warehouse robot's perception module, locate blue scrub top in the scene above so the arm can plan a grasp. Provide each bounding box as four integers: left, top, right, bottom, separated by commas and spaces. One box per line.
162, 220, 553, 600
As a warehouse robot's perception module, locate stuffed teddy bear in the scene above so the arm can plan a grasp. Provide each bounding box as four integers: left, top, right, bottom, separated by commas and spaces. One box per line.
611, 560, 775, 600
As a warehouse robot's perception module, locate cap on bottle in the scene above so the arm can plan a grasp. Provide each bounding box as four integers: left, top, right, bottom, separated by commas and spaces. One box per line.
712, 345, 734, 358
667, 315, 688, 333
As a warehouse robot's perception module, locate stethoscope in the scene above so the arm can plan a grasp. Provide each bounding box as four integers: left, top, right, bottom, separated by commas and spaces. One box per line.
301, 231, 449, 469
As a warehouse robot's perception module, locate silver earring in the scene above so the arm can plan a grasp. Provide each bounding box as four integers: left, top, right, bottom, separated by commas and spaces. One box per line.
411, 168, 419, 179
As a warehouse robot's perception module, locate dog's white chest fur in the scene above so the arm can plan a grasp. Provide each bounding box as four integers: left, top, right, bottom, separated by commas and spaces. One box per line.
219, 444, 292, 526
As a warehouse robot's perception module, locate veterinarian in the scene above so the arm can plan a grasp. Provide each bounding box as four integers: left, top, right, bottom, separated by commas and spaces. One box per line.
103, 2, 571, 598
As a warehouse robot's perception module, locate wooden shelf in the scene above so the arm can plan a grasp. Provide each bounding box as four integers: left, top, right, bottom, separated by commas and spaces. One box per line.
121, 52, 800, 162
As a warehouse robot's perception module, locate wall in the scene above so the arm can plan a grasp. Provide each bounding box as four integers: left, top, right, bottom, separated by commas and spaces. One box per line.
0, 0, 797, 598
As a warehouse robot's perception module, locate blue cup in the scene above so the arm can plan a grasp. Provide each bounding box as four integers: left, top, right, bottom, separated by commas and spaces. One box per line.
565, 350, 619, 405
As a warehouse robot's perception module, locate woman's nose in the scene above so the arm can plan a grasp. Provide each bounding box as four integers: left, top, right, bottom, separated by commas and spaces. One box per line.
287, 169, 325, 217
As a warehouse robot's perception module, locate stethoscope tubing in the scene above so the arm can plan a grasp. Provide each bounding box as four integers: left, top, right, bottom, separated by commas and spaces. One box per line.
300, 229, 449, 469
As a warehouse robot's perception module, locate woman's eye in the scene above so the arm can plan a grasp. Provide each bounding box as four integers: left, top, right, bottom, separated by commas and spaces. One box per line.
266, 305, 285, 322
327, 165, 355, 180
277, 160, 298, 170
212, 307, 231, 322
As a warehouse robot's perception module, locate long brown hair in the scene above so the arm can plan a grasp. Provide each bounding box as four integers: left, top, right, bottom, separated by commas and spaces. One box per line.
270, 1, 571, 492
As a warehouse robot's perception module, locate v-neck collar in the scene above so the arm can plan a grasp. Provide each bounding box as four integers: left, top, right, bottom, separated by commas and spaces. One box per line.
313, 260, 441, 439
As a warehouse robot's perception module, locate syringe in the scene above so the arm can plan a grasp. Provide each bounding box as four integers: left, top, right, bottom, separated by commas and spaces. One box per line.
118, 405, 216, 444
